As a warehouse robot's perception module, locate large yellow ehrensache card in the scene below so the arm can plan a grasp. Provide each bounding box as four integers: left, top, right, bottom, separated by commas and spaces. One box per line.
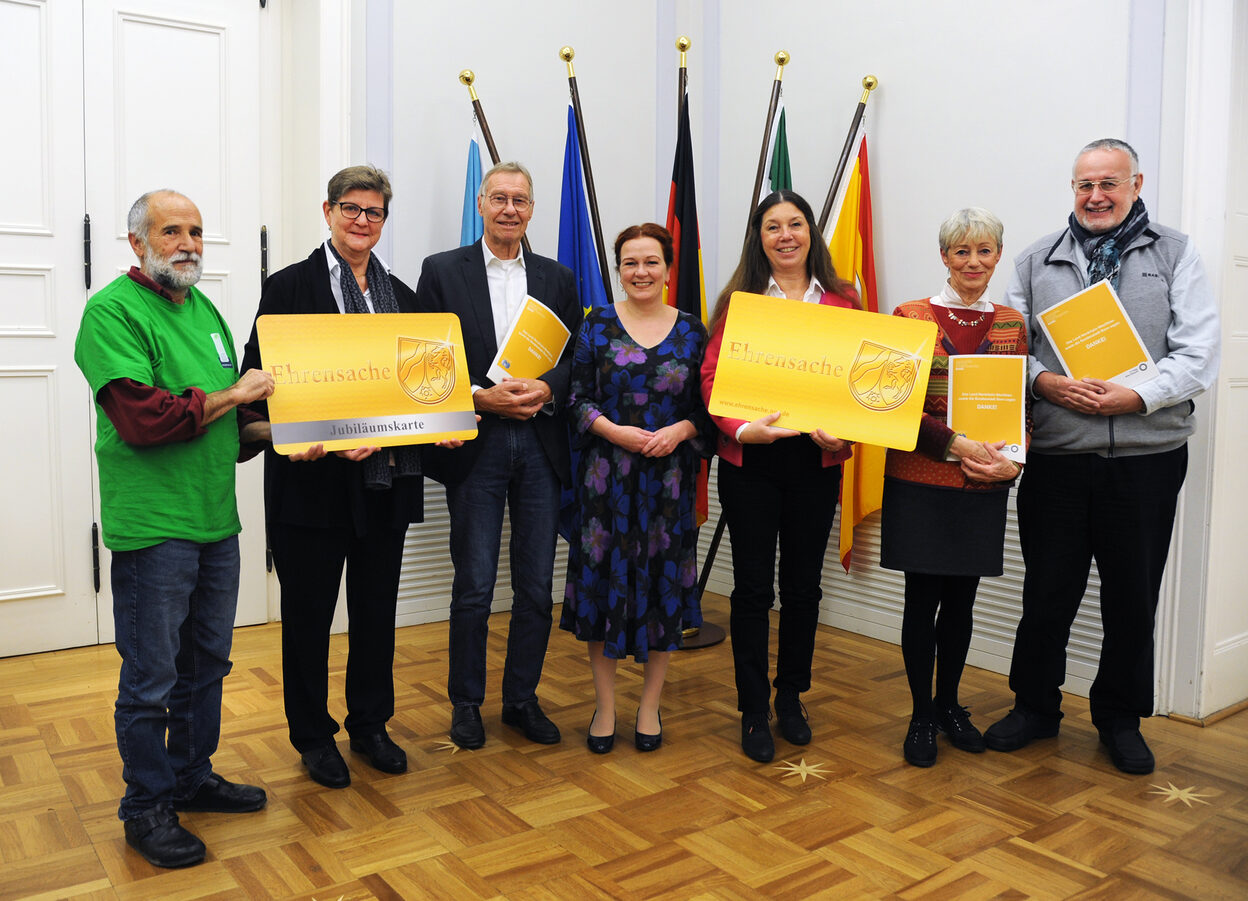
707, 292, 937, 451
256, 313, 478, 454
947, 355, 1027, 464
487, 295, 572, 384
1036, 280, 1156, 387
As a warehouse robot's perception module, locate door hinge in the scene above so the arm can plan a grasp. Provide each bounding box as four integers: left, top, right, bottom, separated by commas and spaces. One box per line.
91, 522, 101, 593
83, 214, 92, 290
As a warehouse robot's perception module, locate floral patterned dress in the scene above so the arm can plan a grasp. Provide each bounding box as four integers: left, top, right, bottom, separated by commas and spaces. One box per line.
559, 305, 713, 660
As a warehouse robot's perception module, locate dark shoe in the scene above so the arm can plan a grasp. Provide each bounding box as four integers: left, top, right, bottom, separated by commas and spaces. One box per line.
903, 718, 938, 767
774, 697, 812, 746
984, 707, 1060, 752
450, 705, 485, 749
934, 704, 986, 753
350, 731, 408, 774
741, 712, 774, 763
173, 772, 267, 813
301, 745, 350, 788
1098, 726, 1155, 774
501, 700, 561, 744
634, 711, 662, 752
124, 803, 206, 868
587, 711, 615, 754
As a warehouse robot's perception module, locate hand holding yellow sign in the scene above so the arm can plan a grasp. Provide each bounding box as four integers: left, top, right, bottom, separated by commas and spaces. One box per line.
707, 292, 937, 451
256, 313, 478, 454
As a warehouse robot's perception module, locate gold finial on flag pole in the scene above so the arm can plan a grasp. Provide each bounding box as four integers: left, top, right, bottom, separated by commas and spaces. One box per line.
860, 75, 878, 104
559, 46, 575, 78
774, 50, 790, 81
458, 69, 477, 103
677, 35, 691, 69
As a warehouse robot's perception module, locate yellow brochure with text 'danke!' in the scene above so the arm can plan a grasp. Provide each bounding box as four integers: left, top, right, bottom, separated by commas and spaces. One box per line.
487, 295, 572, 385
256, 313, 478, 454
947, 354, 1026, 464
707, 292, 937, 451
1036, 280, 1156, 387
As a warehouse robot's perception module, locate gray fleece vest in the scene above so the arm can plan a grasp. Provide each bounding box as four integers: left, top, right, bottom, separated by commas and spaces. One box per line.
1016, 222, 1194, 457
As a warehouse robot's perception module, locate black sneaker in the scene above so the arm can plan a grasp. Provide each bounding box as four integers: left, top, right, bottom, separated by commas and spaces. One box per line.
741, 712, 775, 763
774, 696, 812, 746
984, 707, 1060, 752
934, 704, 985, 753
903, 718, 938, 767
1098, 726, 1154, 774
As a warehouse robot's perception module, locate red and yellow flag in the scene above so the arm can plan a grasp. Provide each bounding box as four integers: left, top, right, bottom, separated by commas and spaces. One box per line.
824, 118, 882, 570
665, 90, 709, 523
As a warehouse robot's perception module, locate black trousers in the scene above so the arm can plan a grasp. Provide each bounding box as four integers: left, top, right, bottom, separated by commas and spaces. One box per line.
718, 442, 841, 714
270, 515, 407, 752
1010, 447, 1187, 730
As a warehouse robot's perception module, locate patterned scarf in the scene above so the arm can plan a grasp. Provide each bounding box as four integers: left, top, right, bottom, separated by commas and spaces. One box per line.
327, 241, 421, 490
1067, 197, 1149, 290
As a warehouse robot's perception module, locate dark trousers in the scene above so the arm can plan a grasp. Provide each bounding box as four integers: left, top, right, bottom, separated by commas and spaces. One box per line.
444, 419, 561, 708
1011, 447, 1187, 730
718, 443, 841, 714
270, 515, 407, 752
901, 572, 980, 719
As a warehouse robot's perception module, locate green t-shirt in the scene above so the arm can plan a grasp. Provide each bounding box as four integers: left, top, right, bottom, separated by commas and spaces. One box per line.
74, 274, 241, 551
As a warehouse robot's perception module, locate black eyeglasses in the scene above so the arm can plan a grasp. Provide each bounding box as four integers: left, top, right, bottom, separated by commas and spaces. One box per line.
331, 201, 387, 223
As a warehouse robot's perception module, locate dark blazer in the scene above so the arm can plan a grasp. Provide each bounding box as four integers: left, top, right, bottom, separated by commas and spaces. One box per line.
413, 240, 582, 488
240, 244, 424, 533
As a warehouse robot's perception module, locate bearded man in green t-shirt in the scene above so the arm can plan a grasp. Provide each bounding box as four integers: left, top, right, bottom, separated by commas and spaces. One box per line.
74, 190, 275, 869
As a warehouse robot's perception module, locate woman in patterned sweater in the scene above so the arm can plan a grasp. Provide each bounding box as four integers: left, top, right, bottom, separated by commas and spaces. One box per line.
881, 208, 1029, 767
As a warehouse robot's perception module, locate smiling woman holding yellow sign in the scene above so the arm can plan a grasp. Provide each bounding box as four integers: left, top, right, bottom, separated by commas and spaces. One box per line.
239, 166, 425, 790
881, 208, 1029, 769
700, 191, 858, 765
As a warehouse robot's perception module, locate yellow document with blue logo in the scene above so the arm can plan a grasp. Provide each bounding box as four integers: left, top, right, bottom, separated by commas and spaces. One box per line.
487, 295, 572, 385
707, 292, 936, 451
946, 354, 1027, 464
256, 313, 478, 454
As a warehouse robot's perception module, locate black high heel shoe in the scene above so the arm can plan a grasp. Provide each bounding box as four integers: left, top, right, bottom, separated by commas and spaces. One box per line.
634, 711, 662, 752
587, 711, 615, 754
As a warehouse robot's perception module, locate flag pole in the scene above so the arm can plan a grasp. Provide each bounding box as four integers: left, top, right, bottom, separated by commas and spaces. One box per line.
560, 46, 613, 304
676, 35, 690, 110
459, 69, 531, 255
817, 75, 878, 233
749, 51, 790, 216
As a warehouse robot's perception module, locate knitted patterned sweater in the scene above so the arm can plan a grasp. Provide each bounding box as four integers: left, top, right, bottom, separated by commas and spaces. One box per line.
884, 299, 1029, 491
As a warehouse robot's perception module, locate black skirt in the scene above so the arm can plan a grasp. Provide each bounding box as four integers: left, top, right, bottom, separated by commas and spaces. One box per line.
879, 477, 1010, 577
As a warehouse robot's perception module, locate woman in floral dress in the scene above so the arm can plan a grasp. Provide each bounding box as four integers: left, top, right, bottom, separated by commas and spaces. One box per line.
560, 223, 712, 754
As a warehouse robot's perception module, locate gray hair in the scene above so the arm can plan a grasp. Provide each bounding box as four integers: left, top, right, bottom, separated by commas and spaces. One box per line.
938, 207, 1004, 253
126, 189, 182, 244
327, 165, 393, 209
478, 161, 534, 203
1073, 138, 1140, 176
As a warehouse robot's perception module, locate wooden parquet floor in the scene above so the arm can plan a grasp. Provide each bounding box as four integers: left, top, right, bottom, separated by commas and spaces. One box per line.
2, 594, 1246, 900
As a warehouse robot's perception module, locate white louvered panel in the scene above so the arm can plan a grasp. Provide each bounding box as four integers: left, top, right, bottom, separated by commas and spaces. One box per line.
396, 480, 570, 627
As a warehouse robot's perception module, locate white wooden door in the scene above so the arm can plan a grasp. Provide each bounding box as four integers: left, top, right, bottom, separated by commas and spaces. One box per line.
81, 0, 267, 640
0, 0, 97, 656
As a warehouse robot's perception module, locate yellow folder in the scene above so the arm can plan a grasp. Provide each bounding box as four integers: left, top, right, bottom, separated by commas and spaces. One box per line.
487, 295, 572, 384
1036, 280, 1156, 387
947, 354, 1027, 463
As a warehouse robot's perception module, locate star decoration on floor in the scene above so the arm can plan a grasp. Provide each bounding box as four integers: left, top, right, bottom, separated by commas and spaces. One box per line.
1147, 782, 1212, 807
432, 740, 467, 754
774, 758, 831, 783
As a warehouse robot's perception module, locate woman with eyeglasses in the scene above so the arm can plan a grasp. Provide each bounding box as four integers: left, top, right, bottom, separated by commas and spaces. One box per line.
880, 207, 1028, 768
238, 166, 425, 789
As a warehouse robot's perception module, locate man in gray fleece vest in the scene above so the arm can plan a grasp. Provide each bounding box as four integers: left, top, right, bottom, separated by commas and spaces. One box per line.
984, 138, 1220, 774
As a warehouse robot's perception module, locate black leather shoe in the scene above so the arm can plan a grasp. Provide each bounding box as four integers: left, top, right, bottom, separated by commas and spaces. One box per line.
1098, 726, 1154, 774
903, 718, 938, 767
634, 711, 662, 752
350, 731, 408, 774
301, 744, 350, 788
587, 711, 615, 754
501, 700, 561, 744
934, 703, 986, 753
741, 712, 774, 763
173, 772, 267, 813
124, 803, 206, 868
774, 696, 812, 745
450, 705, 485, 749
984, 707, 1060, 752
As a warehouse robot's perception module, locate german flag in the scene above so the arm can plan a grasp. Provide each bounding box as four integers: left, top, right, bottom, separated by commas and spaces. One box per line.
664, 90, 708, 523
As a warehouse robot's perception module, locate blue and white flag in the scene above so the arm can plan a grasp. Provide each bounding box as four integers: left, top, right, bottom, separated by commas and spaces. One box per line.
460, 122, 484, 247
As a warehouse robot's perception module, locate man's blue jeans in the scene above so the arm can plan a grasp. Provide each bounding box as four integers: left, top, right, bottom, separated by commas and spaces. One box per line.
111, 536, 239, 821
445, 419, 560, 708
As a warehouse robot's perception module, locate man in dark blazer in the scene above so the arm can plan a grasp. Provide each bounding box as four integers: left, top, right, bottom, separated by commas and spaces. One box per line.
415, 161, 582, 749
